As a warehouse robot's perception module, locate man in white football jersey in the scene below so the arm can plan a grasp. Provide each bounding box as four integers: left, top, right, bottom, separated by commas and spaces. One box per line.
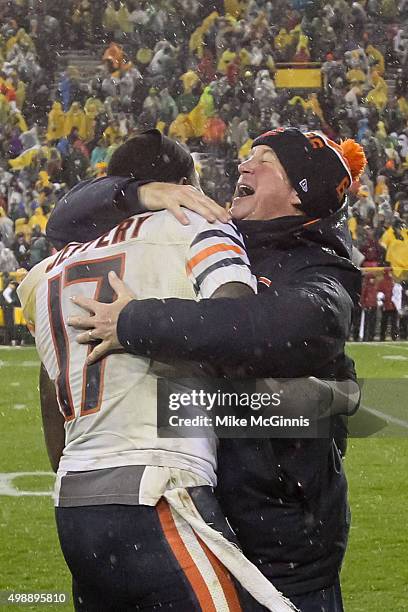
19, 131, 295, 612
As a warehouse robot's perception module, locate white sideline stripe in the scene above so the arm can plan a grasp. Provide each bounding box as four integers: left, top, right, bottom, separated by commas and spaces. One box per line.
169, 504, 230, 611
349, 342, 408, 349
363, 406, 408, 430
0, 472, 54, 496
0, 360, 39, 367
0, 346, 36, 350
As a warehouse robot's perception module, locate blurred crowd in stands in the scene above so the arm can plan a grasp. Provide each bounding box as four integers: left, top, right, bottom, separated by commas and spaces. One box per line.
1, 0, 408, 342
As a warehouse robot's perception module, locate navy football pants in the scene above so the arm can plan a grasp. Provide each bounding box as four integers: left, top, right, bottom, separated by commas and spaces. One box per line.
56, 497, 344, 611
55, 500, 266, 611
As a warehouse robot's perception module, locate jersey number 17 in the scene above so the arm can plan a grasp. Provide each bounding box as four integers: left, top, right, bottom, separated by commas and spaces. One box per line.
48, 254, 125, 421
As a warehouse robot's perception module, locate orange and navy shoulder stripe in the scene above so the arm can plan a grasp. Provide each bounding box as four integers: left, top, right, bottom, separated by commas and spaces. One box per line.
186, 226, 251, 295
186, 243, 244, 275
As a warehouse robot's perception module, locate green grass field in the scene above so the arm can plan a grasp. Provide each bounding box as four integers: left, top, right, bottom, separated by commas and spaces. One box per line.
0, 344, 407, 611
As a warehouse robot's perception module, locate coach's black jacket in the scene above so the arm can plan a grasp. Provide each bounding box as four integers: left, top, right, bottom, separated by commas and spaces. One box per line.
48, 177, 361, 597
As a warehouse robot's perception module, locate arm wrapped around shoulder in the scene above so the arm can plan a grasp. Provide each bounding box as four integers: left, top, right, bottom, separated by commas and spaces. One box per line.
117, 272, 354, 377
46, 177, 146, 249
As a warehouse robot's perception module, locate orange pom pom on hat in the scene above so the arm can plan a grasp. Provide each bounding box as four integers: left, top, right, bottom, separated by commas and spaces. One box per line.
252, 128, 367, 218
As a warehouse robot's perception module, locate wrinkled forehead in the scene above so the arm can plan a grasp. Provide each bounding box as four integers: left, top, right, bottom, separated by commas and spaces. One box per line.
242, 145, 281, 166
249, 146, 288, 173
242, 145, 291, 183
251, 144, 278, 159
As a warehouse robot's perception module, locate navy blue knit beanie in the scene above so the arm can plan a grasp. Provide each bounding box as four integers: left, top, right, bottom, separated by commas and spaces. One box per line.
252, 128, 362, 218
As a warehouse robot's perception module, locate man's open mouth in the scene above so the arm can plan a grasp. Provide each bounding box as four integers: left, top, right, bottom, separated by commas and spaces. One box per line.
235, 184, 256, 199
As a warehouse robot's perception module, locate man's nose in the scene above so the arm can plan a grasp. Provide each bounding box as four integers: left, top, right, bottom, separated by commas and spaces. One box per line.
238, 158, 255, 174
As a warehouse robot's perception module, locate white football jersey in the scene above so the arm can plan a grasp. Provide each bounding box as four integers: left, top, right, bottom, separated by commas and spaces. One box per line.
19, 210, 256, 485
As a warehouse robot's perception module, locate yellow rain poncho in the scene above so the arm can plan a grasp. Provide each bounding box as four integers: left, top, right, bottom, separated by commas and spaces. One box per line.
198, 86, 215, 117
266, 54, 276, 74
6, 28, 35, 54
381, 228, 408, 279
366, 72, 388, 112
136, 48, 153, 66
381, 0, 398, 20
14, 217, 32, 241
366, 44, 385, 76
398, 96, 408, 119
116, 3, 133, 34
375, 175, 389, 199
9, 146, 39, 171
306, 93, 324, 121
169, 113, 195, 143
64, 102, 87, 139
217, 49, 237, 74
155, 120, 166, 134
180, 70, 200, 94
84, 97, 104, 117
103, 123, 121, 146
35, 170, 51, 191
188, 103, 207, 138
239, 138, 253, 161
14, 110, 28, 133
39, 145, 52, 162
346, 68, 366, 86
47, 101, 65, 141
0, 93, 10, 125
288, 95, 306, 108
29, 207, 48, 233
274, 29, 292, 55
288, 94, 324, 121
224, 0, 248, 19
375, 120, 388, 145
294, 34, 311, 60
348, 216, 358, 241
84, 98, 103, 141
189, 12, 219, 59
239, 47, 252, 69
103, 1, 117, 31
15, 80, 26, 110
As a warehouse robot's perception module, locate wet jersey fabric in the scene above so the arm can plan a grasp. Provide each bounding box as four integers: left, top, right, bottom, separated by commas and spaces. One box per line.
18, 209, 256, 498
